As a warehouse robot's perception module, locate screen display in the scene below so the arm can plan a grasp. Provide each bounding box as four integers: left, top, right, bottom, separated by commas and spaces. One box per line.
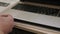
21, 0, 60, 6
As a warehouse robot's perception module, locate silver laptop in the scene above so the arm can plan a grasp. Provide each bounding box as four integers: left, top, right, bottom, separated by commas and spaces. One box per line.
1, 0, 60, 31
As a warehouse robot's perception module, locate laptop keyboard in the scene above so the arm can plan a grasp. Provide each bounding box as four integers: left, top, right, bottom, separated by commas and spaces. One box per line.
12, 4, 60, 17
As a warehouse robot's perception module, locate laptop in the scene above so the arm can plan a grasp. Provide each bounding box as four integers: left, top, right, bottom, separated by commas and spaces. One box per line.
1, 0, 60, 31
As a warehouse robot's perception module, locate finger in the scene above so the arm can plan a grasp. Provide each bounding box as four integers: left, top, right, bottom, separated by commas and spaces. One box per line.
0, 14, 14, 27
0, 14, 13, 20
0, 14, 14, 24
0, 14, 12, 18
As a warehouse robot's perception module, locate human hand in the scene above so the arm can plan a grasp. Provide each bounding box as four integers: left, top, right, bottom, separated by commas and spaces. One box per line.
0, 14, 14, 34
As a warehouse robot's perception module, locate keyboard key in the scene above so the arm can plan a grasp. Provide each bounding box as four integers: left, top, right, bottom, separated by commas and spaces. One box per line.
58, 11, 60, 17
45, 8, 59, 16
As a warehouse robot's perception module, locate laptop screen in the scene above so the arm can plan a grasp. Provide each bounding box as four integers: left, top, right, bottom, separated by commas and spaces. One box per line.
20, 0, 60, 6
